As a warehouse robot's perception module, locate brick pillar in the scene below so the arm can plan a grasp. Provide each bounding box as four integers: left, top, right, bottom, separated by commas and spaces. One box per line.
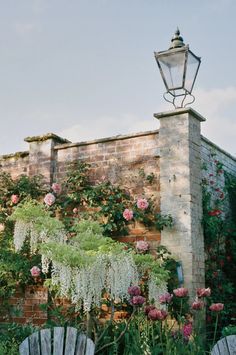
24, 133, 70, 185
154, 108, 205, 297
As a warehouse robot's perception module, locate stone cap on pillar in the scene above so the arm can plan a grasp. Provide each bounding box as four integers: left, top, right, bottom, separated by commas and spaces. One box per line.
154, 107, 206, 122
24, 133, 71, 144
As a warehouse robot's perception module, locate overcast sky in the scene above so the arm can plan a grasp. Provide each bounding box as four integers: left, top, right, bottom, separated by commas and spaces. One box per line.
0, 0, 235, 156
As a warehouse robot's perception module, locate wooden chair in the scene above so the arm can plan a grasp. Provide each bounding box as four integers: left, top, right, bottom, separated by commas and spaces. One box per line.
19, 326, 95, 355
211, 335, 236, 355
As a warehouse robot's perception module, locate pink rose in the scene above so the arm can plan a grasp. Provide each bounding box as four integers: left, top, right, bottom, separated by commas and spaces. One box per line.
11, 194, 20, 204
137, 198, 149, 210
30, 266, 41, 277
192, 300, 204, 310
209, 303, 224, 312
144, 305, 156, 315
131, 295, 145, 306
148, 309, 168, 321
197, 287, 211, 298
73, 208, 78, 214
182, 323, 192, 339
159, 292, 173, 304
128, 286, 141, 296
173, 287, 189, 298
136, 240, 149, 252
123, 209, 133, 221
52, 183, 62, 194
44, 193, 56, 206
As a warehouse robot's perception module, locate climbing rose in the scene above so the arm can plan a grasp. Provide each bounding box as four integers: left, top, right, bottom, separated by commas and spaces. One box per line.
209, 303, 224, 312
123, 209, 133, 221
136, 240, 149, 252
182, 323, 192, 340
192, 300, 204, 310
131, 295, 145, 306
137, 198, 149, 210
52, 183, 62, 194
197, 287, 211, 298
128, 286, 141, 296
159, 292, 173, 304
11, 194, 20, 204
148, 309, 168, 321
44, 193, 56, 206
30, 266, 41, 277
173, 287, 188, 298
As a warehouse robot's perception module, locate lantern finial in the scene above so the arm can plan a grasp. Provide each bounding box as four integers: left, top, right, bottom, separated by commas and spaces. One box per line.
169, 28, 185, 49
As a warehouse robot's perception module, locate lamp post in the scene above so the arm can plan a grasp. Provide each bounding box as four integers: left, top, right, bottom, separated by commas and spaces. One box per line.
154, 29, 201, 108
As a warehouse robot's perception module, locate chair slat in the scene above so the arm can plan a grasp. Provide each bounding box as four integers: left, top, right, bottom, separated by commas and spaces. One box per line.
217, 337, 230, 355
64, 326, 78, 355
75, 334, 87, 355
19, 338, 30, 355
226, 335, 236, 354
53, 327, 65, 355
40, 328, 52, 355
86, 338, 95, 355
29, 332, 40, 355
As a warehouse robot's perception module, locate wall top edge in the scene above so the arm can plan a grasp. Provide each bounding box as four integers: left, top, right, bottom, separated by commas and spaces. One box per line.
24, 133, 71, 144
201, 135, 236, 162
154, 107, 206, 122
0, 151, 29, 161
54, 129, 160, 150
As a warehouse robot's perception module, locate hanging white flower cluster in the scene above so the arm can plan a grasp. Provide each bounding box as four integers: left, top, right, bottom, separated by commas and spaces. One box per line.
50, 253, 139, 312
148, 277, 167, 308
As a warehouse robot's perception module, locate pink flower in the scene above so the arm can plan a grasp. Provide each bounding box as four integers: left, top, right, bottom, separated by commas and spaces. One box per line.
137, 198, 149, 210
197, 287, 211, 298
52, 183, 62, 194
30, 266, 41, 277
73, 208, 78, 214
209, 303, 224, 312
144, 305, 156, 315
173, 287, 188, 298
136, 240, 149, 252
123, 209, 133, 221
128, 286, 141, 296
208, 209, 222, 216
131, 295, 145, 306
44, 193, 56, 206
159, 292, 173, 304
192, 300, 204, 310
148, 309, 168, 321
11, 194, 20, 204
183, 323, 192, 339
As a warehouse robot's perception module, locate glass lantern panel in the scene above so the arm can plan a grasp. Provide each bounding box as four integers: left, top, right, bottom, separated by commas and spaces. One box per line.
158, 50, 186, 91
184, 51, 200, 93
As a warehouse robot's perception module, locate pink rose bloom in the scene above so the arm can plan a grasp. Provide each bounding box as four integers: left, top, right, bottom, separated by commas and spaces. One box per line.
52, 183, 62, 194
131, 295, 145, 306
137, 198, 149, 210
173, 287, 189, 298
128, 286, 141, 296
148, 309, 168, 321
11, 194, 20, 204
136, 240, 149, 252
159, 292, 173, 304
44, 193, 56, 206
144, 305, 156, 315
30, 266, 41, 277
197, 287, 211, 298
209, 303, 224, 312
123, 209, 133, 221
183, 323, 192, 339
192, 300, 204, 310
73, 208, 78, 214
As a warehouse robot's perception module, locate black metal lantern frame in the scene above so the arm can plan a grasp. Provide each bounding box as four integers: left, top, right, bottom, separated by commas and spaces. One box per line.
154, 30, 201, 108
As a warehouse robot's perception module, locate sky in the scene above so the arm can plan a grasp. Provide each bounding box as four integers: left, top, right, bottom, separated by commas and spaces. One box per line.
0, 0, 235, 156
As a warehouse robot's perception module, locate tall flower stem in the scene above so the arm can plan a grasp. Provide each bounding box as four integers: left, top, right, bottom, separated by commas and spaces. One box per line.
212, 313, 219, 348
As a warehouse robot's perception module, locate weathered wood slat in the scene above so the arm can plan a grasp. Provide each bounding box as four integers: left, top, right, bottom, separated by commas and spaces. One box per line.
75, 334, 87, 355
40, 328, 52, 355
226, 335, 236, 354
19, 338, 30, 355
64, 326, 78, 355
53, 327, 64, 355
29, 332, 40, 355
217, 337, 230, 354
86, 338, 95, 355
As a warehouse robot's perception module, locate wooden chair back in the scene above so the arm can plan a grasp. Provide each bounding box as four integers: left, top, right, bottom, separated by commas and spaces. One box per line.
211, 335, 236, 355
